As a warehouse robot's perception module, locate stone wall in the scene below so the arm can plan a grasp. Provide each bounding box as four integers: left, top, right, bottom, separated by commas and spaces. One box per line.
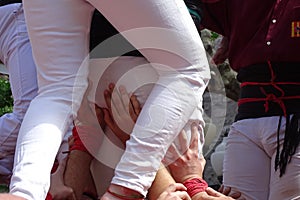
200, 30, 239, 187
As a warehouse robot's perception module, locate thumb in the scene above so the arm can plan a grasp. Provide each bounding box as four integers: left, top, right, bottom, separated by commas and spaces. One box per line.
205, 187, 223, 197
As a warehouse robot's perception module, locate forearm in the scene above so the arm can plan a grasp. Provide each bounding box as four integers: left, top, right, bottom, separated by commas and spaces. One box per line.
111, 75, 207, 196
147, 166, 175, 200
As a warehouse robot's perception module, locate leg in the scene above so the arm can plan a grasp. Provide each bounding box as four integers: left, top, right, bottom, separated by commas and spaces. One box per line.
0, 4, 37, 183
10, 1, 94, 199
223, 122, 270, 200
87, 0, 209, 196
269, 149, 300, 200
19, 0, 210, 198
267, 117, 300, 200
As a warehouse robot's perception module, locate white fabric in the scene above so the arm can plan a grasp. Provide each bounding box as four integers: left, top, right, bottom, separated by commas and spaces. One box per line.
11, 1, 210, 199
223, 116, 300, 200
88, 56, 206, 197
0, 3, 38, 181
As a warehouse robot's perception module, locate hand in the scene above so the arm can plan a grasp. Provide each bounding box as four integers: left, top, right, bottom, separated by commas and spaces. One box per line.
103, 83, 141, 146
157, 183, 191, 200
166, 123, 206, 183
181, 187, 237, 200
218, 185, 244, 200
49, 158, 76, 200
198, 187, 239, 200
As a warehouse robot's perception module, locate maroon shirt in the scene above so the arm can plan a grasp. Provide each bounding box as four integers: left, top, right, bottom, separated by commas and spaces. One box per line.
201, 0, 300, 71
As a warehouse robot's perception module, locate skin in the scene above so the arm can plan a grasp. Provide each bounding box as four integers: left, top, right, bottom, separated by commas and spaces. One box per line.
64, 82, 99, 200
157, 183, 191, 200
101, 84, 243, 200
0, 194, 26, 200
166, 123, 244, 200
0, 83, 242, 200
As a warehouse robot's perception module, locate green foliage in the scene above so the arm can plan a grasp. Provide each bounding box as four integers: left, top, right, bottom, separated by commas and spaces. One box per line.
0, 184, 9, 193
0, 77, 13, 116
210, 31, 219, 41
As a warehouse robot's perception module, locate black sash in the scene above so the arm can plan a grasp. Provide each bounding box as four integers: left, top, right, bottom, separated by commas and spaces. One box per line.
236, 62, 300, 177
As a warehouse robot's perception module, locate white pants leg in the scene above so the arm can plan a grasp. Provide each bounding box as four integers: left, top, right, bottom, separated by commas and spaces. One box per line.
88, 1, 209, 196
223, 117, 300, 200
87, 56, 206, 197
12, 1, 94, 199
16, 0, 210, 199
0, 4, 38, 182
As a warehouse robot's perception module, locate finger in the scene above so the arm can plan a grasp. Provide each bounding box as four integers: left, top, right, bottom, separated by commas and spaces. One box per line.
229, 191, 242, 199
189, 123, 199, 151
174, 191, 191, 200
178, 129, 188, 153
119, 85, 131, 110
106, 83, 116, 111
95, 104, 105, 129
103, 108, 115, 129
165, 183, 187, 193
167, 143, 182, 162
105, 85, 119, 119
109, 83, 118, 110
108, 83, 115, 92
104, 89, 112, 110
130, 94, 141, 118
119, 85, 131, 116
218, 184, 224, 193
205, 187, 223, 197
103, 108, 129, 145
111, 86, 124, 116
220, 186, 231, 195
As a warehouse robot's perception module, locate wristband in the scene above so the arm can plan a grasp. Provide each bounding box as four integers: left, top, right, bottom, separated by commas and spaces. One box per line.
183, 177, 208, 197
70, 126, 91, 153
45, 193, 52, 200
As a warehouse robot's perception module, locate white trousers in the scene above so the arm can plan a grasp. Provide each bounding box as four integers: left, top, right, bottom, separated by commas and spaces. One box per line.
0, 4, 72, 186
223, 116, 300, 200
14, 1, 210, 199
0, 4, 38, 181
88, 56, 206, 197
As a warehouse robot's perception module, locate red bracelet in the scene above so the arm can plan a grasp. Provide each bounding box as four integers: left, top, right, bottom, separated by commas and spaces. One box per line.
106, 188, 144, 200
45, 192, 52, 200
183, 177, 208, 197
70, 126, 90, 153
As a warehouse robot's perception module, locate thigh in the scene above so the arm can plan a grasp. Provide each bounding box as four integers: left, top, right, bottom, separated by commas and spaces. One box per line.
11, 1, 95, 199
223, 125, 270, 200
269, 145, 300, 200
88, 0, 209, 77
0, 4, 20, 63
23, 0, 94, 98
6, 5, 38, 110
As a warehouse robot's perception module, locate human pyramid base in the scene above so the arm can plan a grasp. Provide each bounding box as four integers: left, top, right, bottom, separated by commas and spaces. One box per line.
0, 0, 300, 200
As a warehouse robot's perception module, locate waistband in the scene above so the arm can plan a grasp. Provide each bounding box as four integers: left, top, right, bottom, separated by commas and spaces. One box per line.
236, 61, 300, 177
236, 61, 300, 121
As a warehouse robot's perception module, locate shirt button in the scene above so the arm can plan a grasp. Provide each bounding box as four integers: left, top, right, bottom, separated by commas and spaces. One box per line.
272, 19, 277, 23
267, 41, 271, 45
